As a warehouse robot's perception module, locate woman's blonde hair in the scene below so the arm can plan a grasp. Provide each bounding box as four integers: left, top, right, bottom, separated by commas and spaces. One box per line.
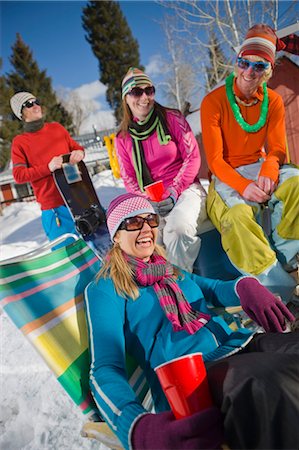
234, 55, 273, 84
97, 244, 181, 300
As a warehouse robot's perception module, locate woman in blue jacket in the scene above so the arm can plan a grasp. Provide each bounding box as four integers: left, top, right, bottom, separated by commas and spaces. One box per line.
85, 193, 298, 450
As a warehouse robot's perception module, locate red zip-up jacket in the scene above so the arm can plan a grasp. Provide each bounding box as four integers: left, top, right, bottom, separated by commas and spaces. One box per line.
12, 122, 84, 210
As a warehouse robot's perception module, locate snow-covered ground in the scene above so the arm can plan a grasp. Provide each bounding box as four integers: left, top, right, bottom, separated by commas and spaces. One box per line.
0, 170, 125, 450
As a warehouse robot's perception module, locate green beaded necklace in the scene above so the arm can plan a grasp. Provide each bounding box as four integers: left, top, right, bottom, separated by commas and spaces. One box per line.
225, 72, 268, 133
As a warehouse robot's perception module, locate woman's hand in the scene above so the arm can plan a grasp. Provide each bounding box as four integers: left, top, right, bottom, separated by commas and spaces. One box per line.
132, 407, 224, 449
150, 186, 178, 217
151, 197, 175, 217
236, 277, 295, 332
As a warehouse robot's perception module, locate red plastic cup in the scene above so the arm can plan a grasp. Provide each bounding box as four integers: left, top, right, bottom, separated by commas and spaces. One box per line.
144, 180, 165, 202
154, 353, 212, 419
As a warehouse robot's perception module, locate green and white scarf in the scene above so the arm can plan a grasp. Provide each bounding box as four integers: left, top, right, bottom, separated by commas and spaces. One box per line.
129, 107, 171, 191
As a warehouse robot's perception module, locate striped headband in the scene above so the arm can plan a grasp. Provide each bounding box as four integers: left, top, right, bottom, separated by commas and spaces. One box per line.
238, 24, 281, 66
122, 67, 153, 98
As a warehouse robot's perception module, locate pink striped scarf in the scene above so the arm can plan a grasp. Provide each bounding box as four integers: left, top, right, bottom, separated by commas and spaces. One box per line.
124, 252, 210, 334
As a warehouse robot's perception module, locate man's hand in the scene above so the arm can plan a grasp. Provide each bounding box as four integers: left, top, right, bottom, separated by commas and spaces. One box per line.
257, 176, 276, 196
48, 155, 63, 172
69, 150, 84, 164
242, 182, 271, 203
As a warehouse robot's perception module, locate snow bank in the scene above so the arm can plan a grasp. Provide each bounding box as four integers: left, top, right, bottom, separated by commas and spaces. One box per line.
0, 170, 125, 449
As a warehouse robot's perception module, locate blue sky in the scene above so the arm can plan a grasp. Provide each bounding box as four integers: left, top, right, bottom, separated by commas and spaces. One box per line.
1, 0, 169, 132
1, 1, 298, 134
1, 1, 167, 90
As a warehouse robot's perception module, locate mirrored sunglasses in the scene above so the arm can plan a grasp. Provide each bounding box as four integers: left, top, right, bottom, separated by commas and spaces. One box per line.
127, 86, 155, 98
21, 99, 41, 111
237, 57, 270, 73
118, 213, 159, 232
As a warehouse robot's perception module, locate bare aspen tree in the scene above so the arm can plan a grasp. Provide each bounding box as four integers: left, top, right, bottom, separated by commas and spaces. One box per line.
57, 89, 97, 135
158, 0, 296, 92
158, 16, 200, 111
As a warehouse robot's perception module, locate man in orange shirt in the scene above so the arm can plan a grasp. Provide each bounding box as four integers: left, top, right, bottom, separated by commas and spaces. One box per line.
201, 24, 299, 304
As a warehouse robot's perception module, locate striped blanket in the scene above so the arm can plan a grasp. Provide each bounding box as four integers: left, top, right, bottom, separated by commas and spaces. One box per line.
0, 238, 150, 418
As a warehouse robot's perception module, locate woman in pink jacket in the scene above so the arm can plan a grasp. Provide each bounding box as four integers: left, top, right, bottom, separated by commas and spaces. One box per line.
115, 67, 207, 272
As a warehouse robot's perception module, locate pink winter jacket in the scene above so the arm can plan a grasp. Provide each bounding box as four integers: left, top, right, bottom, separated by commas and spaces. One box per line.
115, 110, 201, 200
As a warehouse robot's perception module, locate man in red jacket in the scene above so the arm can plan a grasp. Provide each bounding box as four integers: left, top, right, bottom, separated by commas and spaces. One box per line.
10, 91, 84, 248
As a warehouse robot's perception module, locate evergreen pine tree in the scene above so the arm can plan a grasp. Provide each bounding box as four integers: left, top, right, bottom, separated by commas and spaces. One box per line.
0, 57, 20, 171
82, 0, 143, 122
205, 31, 230, 92
0, 34, 74, 170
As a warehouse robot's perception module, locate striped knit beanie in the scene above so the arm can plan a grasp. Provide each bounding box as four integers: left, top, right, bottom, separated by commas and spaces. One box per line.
107, 193, 155, 240
10, 92, 36, 120
238, 23, 286, 66
121, 67, 153, 98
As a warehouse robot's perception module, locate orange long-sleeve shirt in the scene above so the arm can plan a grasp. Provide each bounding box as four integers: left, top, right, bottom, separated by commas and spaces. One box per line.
200, 79, 286, 195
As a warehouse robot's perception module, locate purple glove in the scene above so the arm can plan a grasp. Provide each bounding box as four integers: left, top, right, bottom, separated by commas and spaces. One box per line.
131, 407, 224, 450
236, 277, 295, 332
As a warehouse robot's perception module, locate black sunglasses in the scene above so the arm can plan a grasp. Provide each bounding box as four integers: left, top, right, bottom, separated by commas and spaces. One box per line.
118, 214, 159, 232
127, 86, 155, 98
21, 99, 41, 111
237, 57, 270, 73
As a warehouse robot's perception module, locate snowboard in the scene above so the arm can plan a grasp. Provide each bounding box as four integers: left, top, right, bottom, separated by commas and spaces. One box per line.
53, 154, 111, 256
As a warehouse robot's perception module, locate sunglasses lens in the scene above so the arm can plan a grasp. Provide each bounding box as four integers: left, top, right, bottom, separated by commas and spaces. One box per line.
146, 213, 159, 227
254, 63, 267, 72
130, 87, 143, 97
129, 86, 155, 97
238, 58, 249, 70
144, 86, 155, 96
23, 99, 41, 110
125, 216, 144, 230
121, 214, 159, 231
238, 58, 268, 73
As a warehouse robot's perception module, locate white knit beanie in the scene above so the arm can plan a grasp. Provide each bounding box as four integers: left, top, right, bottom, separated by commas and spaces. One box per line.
10, 92, 36, 120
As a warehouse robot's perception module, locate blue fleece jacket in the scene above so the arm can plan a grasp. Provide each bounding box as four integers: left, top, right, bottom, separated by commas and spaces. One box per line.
84, 271, 254, 450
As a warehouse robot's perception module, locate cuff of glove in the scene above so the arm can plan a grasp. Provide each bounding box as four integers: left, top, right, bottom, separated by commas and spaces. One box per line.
235, 276, 260, 298
163, 187, 178, 203
130, 413, 153, 450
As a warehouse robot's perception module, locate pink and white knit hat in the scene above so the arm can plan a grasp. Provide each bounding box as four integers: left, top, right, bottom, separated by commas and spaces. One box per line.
238, 23, 286, 66
107, 193, 155, 240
